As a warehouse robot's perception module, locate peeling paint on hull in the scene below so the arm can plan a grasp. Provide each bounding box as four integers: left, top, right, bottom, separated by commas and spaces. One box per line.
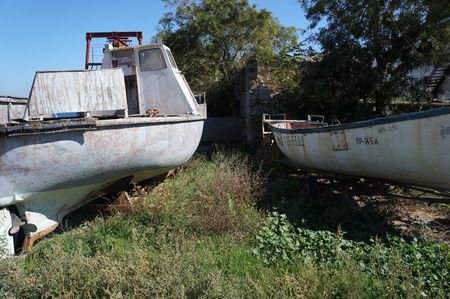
271, 109, 450, 190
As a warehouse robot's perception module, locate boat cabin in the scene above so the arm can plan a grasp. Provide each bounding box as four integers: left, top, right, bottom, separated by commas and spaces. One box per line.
1, 33, 201, 125
101, 41, 199, 116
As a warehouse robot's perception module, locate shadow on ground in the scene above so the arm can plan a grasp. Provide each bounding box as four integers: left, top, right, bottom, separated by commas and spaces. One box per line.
262, 173, 450, 243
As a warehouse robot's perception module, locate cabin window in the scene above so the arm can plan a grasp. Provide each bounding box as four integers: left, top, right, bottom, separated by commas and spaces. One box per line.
165, 49, 178, 69
139, 48, 167, 71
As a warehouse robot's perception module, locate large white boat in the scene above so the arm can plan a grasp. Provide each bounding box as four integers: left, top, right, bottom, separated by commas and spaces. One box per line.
0, 32, 206, 255
268, 109, 450, 190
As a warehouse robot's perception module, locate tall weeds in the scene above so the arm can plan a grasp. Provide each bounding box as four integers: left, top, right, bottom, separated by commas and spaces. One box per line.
137, 150, 264, 239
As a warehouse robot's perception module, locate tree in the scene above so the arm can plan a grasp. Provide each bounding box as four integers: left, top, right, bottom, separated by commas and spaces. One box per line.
299, 0, 450, 116
158, 0, 298, 116
274, 45, 379, 121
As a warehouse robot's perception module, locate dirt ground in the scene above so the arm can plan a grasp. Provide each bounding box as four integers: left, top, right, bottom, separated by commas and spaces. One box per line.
304, 175, 450, 243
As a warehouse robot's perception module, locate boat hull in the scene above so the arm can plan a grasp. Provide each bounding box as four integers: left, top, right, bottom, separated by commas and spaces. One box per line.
271, 109, 450, 190
0, 117, 204, 221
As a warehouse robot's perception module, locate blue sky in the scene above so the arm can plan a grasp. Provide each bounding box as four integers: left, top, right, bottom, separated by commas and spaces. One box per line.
0, 0, 309, 97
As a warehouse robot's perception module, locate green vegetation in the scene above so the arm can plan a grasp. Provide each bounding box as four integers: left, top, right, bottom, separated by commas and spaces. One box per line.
296, 0, 450, 119
158, 0, 298, 116
254, 212, 449, 298
0, 151, 448, 298
157, 0, 449, 120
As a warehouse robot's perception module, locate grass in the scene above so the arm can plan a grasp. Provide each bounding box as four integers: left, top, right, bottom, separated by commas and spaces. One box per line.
0, 150, 448, 298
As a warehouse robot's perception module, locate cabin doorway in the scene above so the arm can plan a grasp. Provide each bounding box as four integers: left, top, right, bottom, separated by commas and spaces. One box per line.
124, 75, 139, 114
110, 48, 140, 115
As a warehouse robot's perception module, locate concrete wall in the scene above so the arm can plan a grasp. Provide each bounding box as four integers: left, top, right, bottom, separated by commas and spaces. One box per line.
201, 117, 245, 143
200, 59, 274, 146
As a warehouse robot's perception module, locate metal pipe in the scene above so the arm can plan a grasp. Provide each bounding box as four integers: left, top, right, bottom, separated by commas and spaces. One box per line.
85, 36, 91, 70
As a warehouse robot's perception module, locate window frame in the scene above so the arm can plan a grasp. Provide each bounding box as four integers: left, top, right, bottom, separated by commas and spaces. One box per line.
138, 48, 167, 72
165, 48, 178, 70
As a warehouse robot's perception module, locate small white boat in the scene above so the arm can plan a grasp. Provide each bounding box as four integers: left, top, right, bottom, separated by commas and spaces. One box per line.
0, 33, 206, 255
268, 109, 450, 190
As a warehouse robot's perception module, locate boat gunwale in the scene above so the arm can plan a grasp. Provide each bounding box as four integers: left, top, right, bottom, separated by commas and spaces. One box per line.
1, 115, 205, 137
270, 107, 450, 134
